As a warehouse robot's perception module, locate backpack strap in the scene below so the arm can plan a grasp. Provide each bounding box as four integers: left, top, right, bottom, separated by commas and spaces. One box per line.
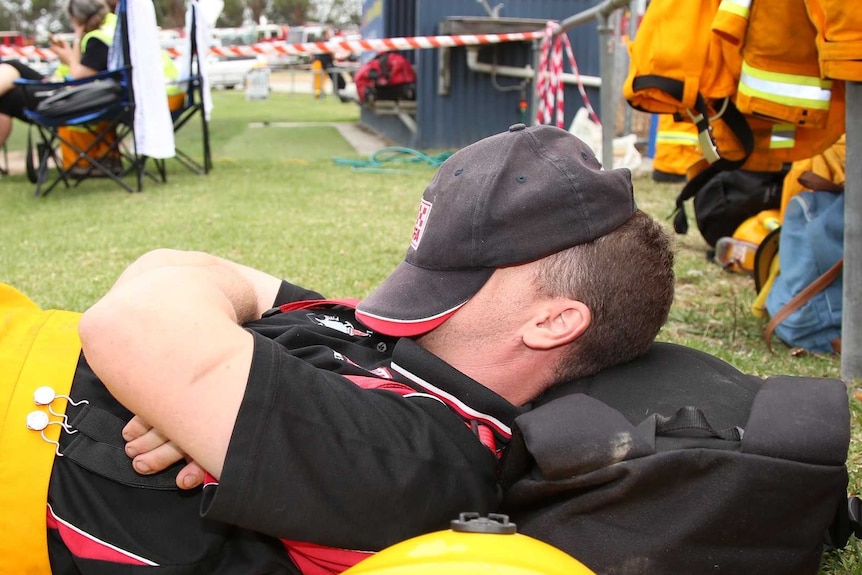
797, 170, 845, 193
651, 406, 743, 441
669, 99, 756, 235
377, 53, 390, 80
763, 259, 844, 353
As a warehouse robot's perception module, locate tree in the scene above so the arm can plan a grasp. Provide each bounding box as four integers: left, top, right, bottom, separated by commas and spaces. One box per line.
312, 0, 360, 28
218, 0, 245, 26
153, 0, 186, 29
247, 0, 267, 24
2, 0, 64, 38
267, 0, 310, 25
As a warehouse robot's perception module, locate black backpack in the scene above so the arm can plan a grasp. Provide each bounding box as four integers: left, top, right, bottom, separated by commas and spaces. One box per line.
500, 342, 854, 574
673, 168, 785, 248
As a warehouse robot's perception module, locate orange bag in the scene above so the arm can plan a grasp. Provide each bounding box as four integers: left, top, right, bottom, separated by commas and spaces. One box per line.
58, 123, 119, 173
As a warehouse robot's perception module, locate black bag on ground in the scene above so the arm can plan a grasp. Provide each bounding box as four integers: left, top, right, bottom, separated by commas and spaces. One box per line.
35, 79, 122, 122
673, 170, 787, 247
690, 168, 785, 247
499, 342, 852, 575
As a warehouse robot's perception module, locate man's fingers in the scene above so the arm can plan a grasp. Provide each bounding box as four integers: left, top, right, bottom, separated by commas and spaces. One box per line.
130, 442, 187, 475
124, 425, 171, 457
122, 415, 152, 441
176, 461, 207, 490
124, 417, 196, 477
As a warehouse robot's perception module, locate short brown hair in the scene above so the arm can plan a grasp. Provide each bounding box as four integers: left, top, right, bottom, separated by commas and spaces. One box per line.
534, 210, 675, 382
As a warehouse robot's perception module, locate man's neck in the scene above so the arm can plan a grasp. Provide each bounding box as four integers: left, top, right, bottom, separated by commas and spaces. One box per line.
414, 332, 553, 406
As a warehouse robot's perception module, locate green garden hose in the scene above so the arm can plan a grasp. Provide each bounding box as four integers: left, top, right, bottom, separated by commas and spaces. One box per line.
333, 147, 452, 173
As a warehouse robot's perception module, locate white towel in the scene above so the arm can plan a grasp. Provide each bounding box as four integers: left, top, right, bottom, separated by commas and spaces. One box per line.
126, 0, 175, 159
179, 1, 214, 121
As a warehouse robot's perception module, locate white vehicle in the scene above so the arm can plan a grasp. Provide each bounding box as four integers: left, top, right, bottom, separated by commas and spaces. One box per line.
286, 25, 327, 45
284, 25, 330, 65
207, 54, 261, 90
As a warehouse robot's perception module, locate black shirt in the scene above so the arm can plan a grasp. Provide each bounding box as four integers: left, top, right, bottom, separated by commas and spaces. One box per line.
202, 281, 522, 551
49, 281, 522, 573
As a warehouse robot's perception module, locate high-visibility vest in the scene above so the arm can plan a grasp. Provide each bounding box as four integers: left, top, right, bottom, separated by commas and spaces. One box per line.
53, 14, 121, 163
713, 0, 834, 129
54, 12, 117, 81
804, 0, 862, 81
163, 50, 186, 112
54, 11, 119, 159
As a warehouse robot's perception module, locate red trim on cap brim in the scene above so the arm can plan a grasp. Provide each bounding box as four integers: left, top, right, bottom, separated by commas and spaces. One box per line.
355, 307, 460, 337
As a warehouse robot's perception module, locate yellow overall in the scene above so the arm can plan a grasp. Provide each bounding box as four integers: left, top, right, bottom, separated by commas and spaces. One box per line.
0, 284, 81, 574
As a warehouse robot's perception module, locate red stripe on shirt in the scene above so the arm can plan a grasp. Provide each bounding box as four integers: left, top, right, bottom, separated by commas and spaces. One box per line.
46, 504, 158, 566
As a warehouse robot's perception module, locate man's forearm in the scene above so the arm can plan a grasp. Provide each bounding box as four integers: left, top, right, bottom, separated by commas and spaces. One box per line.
110, 249, 281, 319
78, 250, 279, 478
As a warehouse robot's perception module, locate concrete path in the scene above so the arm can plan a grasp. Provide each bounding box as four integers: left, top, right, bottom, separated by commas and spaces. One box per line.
247, 121, 390, 158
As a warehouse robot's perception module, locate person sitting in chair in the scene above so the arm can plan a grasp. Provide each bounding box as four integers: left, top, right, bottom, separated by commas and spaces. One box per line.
0, 0, 114, 150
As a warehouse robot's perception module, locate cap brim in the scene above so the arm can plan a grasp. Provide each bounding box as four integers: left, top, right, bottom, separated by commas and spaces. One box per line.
356, 261, 495, 337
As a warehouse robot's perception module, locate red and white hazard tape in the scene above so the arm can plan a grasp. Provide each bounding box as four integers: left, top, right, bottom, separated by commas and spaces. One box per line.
0, 45, 57, 60
0, 30, 547, 61
535, 22, 600, 128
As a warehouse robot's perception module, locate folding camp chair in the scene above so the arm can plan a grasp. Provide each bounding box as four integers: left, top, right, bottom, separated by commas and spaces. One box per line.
19, 0, 174, 197
18, 0, 136, 197
169, 0, 212, 175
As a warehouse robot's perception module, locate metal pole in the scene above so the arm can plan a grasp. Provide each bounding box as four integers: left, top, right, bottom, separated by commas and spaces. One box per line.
553, 0, 632, 36
623, 0, 638, 134
842, 81, 862, 382
598, 12, 615, 168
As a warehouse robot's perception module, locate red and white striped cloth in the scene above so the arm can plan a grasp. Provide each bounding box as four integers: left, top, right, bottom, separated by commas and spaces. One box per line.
535, 21, 601, 129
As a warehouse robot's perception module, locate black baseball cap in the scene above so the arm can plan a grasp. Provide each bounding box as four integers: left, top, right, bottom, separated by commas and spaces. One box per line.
355, 123, 636, 337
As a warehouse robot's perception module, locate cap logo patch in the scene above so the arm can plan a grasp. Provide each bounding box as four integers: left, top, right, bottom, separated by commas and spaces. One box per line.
411, 199, 432, 250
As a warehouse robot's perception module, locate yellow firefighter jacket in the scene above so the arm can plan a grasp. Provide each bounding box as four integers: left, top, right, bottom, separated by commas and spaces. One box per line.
713, 0, 834, 129
624, 0, 846, 178
653, 115, 702, 177
804, 0, 862, 81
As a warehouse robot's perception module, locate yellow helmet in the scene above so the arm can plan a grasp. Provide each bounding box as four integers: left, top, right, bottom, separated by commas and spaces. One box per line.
715, 208, 782, 273
343, 513, 596, 575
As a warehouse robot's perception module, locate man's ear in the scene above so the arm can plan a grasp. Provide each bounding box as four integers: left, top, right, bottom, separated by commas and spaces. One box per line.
522, 299, 591, 350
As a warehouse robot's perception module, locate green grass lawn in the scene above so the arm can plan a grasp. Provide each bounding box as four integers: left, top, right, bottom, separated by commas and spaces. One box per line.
0, 90, 859, 572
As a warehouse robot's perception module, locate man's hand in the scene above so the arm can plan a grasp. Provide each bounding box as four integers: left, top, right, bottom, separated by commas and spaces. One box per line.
123, 415, 207, 490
